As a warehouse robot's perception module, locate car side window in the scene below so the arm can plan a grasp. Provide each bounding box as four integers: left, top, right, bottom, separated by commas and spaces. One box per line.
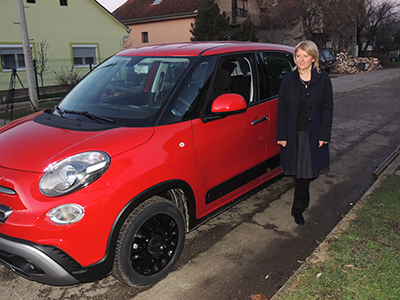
158, 56, 216, 125
262, 52, 294, 98
213, 54, 255, 104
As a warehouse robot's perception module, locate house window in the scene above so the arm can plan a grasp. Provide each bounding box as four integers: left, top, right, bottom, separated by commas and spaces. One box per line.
232, 0, 248, 21
142, 32, 149, 43
0, 46, 26, 71
72, 45, 97, 67
27, 0, 35, 3
60, 0, 68, 6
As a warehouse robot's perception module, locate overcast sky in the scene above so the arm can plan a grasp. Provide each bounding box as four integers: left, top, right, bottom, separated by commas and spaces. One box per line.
97, 0, 127, 12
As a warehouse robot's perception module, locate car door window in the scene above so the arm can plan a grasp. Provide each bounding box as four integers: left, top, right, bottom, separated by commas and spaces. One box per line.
158, 56, 216, 125
173, 62, 209, 116
262, 52, 294, 98
213, 54, 255, 104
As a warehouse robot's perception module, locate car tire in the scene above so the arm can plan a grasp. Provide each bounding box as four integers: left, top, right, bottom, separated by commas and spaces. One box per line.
113, 196, 186, 287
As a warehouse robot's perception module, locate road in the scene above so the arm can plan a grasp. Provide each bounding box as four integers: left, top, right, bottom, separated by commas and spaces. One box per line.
1, 67, 400, 300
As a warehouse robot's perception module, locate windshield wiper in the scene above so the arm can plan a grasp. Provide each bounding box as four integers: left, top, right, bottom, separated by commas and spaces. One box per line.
99, 63, 117, 69
63, 109, 115, 124
54, 106, 65, 117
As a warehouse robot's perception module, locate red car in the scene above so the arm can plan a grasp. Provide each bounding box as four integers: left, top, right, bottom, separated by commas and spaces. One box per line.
0, 42, 294, 286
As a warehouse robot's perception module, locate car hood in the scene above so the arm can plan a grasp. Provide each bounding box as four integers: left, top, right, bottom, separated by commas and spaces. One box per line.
0, 115, 154, 172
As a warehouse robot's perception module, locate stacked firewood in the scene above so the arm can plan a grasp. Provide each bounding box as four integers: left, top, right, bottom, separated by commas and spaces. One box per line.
332, 52, 383, 74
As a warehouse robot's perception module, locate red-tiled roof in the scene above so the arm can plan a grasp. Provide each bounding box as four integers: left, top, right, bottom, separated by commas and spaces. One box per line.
113, 0, 208, 21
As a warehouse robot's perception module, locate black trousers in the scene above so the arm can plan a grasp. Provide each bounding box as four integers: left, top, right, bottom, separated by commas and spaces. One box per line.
292, 178, 313, 214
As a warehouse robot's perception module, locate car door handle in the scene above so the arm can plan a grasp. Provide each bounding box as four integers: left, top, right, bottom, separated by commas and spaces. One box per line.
251, 116, 268, 125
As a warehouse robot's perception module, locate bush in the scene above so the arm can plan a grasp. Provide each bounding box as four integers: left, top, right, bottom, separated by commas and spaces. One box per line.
54, 66, 81, 91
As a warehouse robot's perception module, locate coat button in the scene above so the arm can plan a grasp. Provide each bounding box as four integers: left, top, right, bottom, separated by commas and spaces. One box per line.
306, 92, 310, 96
308, 104, 312, 109
309, 131, 313, 135
308, 118, 313, 122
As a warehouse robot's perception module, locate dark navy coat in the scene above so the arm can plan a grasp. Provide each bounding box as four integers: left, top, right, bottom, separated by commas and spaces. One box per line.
277, 68, 333, 174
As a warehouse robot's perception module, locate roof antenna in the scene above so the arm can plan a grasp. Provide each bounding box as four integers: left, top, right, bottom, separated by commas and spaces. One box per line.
248, 24, 254, 42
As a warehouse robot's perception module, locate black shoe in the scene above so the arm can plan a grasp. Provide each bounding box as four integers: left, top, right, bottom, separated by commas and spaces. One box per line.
292, 211, 305, 226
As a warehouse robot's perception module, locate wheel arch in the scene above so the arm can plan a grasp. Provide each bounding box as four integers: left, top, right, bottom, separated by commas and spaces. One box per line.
72, 180, 197, 283
108, 180, 196, 261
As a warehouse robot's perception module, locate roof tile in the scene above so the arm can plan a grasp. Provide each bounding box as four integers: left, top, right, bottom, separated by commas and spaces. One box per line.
114, 0, 208, 21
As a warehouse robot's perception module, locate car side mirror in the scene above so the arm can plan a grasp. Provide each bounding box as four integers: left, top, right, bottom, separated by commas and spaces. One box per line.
211, 93, 247, 116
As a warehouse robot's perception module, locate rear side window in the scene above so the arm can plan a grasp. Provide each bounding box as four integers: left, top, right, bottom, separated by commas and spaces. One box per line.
262, 52, 294, 98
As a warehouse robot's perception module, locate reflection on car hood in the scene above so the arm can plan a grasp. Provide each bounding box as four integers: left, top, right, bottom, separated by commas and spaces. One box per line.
0, 114, 154, 172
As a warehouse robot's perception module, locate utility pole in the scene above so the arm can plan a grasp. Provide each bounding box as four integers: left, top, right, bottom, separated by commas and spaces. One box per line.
16, 0, 39, 110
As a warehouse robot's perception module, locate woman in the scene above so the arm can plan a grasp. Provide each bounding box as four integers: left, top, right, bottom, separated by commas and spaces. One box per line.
277, 40, 333, 225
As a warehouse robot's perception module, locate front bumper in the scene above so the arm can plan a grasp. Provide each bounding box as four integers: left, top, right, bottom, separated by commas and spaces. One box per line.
0, 167, 132, 285
0, 233, 80, 285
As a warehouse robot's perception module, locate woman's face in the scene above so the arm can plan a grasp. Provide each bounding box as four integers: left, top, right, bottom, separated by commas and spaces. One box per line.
295, 48, 315, 72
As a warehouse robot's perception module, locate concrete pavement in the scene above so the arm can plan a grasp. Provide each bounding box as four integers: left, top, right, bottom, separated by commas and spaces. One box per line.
271, 146, 400, 299
330, 67, 400, 93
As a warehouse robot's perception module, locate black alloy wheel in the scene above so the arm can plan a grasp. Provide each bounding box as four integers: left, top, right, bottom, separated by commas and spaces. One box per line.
113, 196, 185, 287
132, 213, 179, 276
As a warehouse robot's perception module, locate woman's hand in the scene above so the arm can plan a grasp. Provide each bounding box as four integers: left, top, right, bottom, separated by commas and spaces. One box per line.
277, 141, 287, 147
319, 140, 328, 147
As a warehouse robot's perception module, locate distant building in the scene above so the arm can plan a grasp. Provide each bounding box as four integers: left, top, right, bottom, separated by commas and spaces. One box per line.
113, 0, 262, 48
0, 0, 129, 92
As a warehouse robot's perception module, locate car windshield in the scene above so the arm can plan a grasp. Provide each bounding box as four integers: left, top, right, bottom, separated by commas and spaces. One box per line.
57, 56, 193, 127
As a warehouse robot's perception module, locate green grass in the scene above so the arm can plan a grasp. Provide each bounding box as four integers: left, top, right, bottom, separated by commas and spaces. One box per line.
278, 175, 400, 299
386, 60, 400, 67
1, 100, 59, 121
2, 91, 66, 103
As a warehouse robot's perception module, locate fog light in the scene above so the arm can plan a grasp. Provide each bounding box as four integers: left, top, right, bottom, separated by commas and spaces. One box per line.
46, 204, 85, 225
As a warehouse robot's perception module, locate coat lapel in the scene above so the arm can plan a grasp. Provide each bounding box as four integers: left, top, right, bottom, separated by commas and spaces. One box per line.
308, 69, 322, 87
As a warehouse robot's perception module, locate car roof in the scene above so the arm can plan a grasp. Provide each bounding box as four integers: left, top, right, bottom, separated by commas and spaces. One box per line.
116, 41, 294, 57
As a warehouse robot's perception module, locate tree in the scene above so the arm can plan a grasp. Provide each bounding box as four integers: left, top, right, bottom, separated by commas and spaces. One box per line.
353, 0, 400, 56
257, 0, 400, 56
322, 0, 356, 53
294, 0, 326, 46
392, 22, 400, 50
231, 18, 259, 42
259, 0, 330, 47
373, 10, 400, 54
257, 0, 330, 47
36, 40, 50, 95
324, 0, 400, 56
190, 0, 230, 41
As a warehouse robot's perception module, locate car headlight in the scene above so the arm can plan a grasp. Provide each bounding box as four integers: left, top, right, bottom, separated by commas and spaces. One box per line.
40, 151, 110, 196
46, 204, 85, 225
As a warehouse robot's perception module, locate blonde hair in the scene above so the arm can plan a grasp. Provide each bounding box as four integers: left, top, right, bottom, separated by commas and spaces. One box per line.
294, 40, 320, 71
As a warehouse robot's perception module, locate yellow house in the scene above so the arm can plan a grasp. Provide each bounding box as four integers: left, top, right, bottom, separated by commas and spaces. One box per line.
114, 0, 261, 49
0, 0, 129, 92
